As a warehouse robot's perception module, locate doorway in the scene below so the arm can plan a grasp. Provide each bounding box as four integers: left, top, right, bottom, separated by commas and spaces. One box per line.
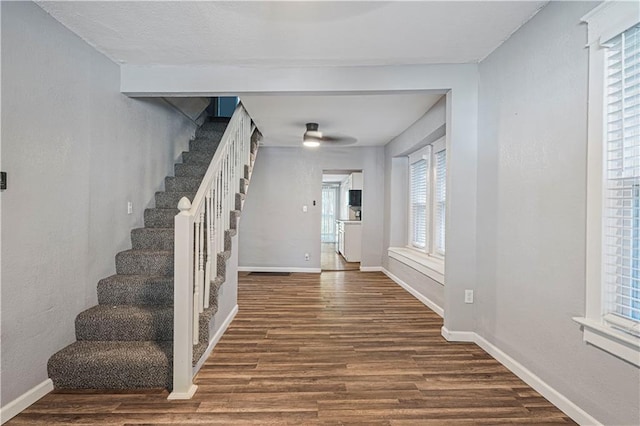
321, 171, 362, 271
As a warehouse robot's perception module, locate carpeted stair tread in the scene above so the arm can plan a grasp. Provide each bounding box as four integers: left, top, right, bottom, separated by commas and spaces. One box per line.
98, 274, 173, 306
174, 163, 208, 178
235, 192, 246, 211
115, 249, 173, 276
144, 208, 179, 228
131, 228, 174, 251
165, 176, 202, 193
155, 191, 196, 209
76, 305, 173, 341
48, 341, 172, 389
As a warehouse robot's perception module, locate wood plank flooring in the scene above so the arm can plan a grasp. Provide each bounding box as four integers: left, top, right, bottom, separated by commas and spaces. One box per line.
321, 243, 359, 271
9, 271, 575, 425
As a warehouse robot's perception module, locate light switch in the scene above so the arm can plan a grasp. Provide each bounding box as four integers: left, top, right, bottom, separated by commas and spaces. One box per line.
302, 205, 308, 213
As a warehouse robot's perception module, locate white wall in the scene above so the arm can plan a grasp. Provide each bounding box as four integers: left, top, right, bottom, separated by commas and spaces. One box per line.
477, 1, 639, 424
239, 146, 384, 270
0, 1, 196, 406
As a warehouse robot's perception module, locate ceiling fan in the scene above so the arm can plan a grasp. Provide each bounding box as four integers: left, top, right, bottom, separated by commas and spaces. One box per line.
302, 123, 357, 147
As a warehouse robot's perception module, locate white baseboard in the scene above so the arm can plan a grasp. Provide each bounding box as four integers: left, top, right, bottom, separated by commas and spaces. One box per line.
0, 378, 53, 424
238, 266, 321, 273
442, 329, 602, 426
360, 266, 383, 272
382, 267, 444, 317
441, 326, 475, 342
192, 304, 239, 374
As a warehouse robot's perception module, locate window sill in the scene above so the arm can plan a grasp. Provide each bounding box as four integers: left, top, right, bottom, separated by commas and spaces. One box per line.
388, 247, 444, 285
573, 317, 640, 367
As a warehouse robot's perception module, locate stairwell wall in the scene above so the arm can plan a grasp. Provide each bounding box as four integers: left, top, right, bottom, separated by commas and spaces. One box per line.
0, 1, 196, 406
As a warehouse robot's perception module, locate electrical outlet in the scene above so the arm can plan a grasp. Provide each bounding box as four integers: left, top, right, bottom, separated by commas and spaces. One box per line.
464, 289, 474, 304
127, 201, 133, 215
305, 253, 310, 261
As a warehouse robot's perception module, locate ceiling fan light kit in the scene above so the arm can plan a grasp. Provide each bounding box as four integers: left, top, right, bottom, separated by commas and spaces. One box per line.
302, 122, 356, 147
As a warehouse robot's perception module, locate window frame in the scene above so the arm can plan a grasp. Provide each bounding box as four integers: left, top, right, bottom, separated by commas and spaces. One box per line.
407, 137, 446, 259
574, 1, 640, 367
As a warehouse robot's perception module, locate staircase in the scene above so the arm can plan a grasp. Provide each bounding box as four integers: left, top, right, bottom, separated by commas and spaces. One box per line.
47, 112, 259, 391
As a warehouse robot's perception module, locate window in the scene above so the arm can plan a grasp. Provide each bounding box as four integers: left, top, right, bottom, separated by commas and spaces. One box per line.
576, 2, 640, 367
408, 138, 446, 257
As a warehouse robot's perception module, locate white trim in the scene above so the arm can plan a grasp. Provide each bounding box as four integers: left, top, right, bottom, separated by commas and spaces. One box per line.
382, 267, 444, 317
0, 379, 53, 424
581, 4, 640, 366
167, 384, 197, 401
388, 247, 444, 284
192, 304, 239, 374
441, 330, 602, 426
359, 266, 383, 272
440, 326, 475, 342
473, 334, 602, 426
582, 1, 640, 47
573, 317, 640, 367
238, 266, 321, 273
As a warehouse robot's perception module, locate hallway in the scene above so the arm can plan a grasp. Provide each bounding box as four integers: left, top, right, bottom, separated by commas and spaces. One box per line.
9, 271, 574, 424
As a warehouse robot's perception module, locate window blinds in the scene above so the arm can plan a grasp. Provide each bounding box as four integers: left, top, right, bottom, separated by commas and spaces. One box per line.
604, 24, 640, 323
410, 158, 428, 248
434, 150, 447, 255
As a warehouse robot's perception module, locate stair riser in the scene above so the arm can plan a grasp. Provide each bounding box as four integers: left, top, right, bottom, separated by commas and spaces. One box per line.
175, 163, 208, 178
189, 138, 220, 153
230, 210, 241, 230
76, 310, 173, 341
131, 228, 174, 251
182, 151, 213, 165
196, 125, 226, 139
98, 277, 173, 306
235, 193, 245, 211
144, 208, 178, 228
155, 192, 195, 209
165, 176, 202, 193
115, 252, 173, 276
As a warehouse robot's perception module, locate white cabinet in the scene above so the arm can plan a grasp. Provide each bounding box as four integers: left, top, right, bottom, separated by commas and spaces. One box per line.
350, 172, 363, 190
337, 221, 361, 262
344, 172, 363, 190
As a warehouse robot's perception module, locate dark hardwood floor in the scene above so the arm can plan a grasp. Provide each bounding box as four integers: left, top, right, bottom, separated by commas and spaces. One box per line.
9, 271, 575, 425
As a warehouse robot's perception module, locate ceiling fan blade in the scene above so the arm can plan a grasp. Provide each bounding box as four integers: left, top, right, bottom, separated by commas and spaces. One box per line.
321, 135, 357, 146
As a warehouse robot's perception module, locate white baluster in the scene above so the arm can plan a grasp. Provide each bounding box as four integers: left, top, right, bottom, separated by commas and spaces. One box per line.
198, 211, 205, 314
192, 218, 200, 345
204, 189, 212, 309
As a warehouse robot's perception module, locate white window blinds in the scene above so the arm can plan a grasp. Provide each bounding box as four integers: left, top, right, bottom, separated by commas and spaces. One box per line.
410, 158, 428, 248
434, 150, 447, 255
604, 24, 640, 324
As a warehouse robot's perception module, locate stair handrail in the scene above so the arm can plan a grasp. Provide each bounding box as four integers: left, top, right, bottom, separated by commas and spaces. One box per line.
170, 103, 254, 399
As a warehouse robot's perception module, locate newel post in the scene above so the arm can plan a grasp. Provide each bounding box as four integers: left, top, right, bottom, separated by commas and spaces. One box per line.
168, 197, 197, 400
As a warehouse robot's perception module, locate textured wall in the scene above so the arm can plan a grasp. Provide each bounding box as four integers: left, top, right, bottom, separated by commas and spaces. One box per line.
238, 146, 385, 270
477, 1, 640, 424
1, 2, 195, 406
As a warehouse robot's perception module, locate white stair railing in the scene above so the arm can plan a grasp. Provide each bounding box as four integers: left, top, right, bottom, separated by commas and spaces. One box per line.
169, 104, 254, 399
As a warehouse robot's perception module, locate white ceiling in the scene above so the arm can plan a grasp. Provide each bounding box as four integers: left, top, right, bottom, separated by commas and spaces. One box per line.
241, 94, 443, 147
38, 1, 547, 67
37, 1, 546, 148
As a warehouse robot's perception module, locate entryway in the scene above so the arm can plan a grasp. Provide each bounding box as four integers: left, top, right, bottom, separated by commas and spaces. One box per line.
321, 170, 362, 271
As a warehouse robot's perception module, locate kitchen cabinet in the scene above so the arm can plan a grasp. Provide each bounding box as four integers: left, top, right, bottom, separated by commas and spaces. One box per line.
336, 220, 361, 262
344, 172, 363, 191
